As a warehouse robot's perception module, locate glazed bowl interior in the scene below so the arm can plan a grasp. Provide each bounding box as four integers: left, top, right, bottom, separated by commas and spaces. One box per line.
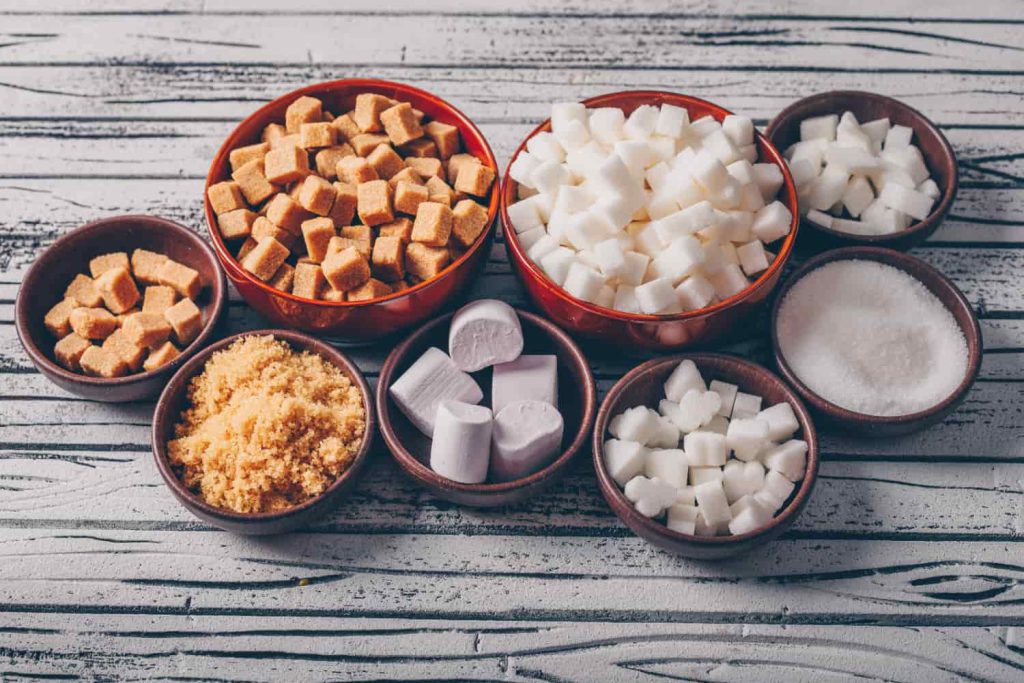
593, 353, 818, 559
765, 90, 958, 250
770, 246, 982, 437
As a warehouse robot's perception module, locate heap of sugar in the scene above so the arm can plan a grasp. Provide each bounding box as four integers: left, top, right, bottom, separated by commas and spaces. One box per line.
775, 259, 968, 416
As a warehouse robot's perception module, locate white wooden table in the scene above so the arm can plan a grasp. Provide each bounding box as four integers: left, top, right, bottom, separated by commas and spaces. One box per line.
1, 2, 1023, 680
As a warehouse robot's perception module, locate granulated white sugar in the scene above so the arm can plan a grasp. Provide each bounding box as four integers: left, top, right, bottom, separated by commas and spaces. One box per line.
776, 259, 968, 417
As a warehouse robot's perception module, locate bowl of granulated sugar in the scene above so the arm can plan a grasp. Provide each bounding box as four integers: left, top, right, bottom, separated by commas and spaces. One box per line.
770, 246, 981, 436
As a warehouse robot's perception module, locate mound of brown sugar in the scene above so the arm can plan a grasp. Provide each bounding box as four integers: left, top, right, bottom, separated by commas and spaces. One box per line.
167, 335, 365, 513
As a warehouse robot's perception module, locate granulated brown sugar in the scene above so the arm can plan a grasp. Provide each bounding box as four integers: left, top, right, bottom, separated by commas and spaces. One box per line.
167, 335, 365, 513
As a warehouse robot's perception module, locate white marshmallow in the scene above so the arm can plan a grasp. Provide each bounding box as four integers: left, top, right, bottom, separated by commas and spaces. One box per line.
708, 380, 738, 417
666, 503, 699, 534
683, 430, 728, 467
609, 405, 660, 444
430, 401, 493, 484
490, 400, 564, 482
722, 459, 765, 503
704, 415, 730, 435
756, 402, 800, 442
690, 466, 724, 486
389, 347, 484, 437
449, 299, 524, 372
751, 201, 793, 243
918, 178, 940, 200
762, 439, 809, 482
634, 278, 679, 314
806, 209, 833, 228
664, 359, 705, 401
645, 448, 688, 488
694, 509, 721, 536
562, 262, 605, 303
675, 485, 696, 506
726, 417, 770, 462
624, 475, 678, 517
675, 274, 715, 311
491, 354, 558, 414
731, 392, 762, 419
603, 438, 648, 486
694, 479, 731, 526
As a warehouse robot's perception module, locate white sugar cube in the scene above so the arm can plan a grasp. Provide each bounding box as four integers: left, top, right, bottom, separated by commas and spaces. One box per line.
831, 217, 875, 236
675, 274, 716, 311
679, 389, 721, 427
707, 264, 750, 300
648, 136, 676, 162
593, 238, 626, 279
603, 438, 647, 486
576, 248, 601, 271
703, 129, 742, 165
517, 225, 547, 252
683, 430, 728, 467
635, 277, 679, 314
761, 469, 797, 507
716, 210, 753, 243
694, 509, 721, 536
552, 183, 593, 216
551, 102, 588, 134
751, 163, 784, 200
653, 201, 714, 242
648, 413, 681, 449
740, 143, 758, 163
824, 145, 880, 174
704, 415, 729, 436
860, 117, 890, 145
613, 284, 641, 313
736, 239, 770, 276
800, 114, 838, 141
507, 197, 544, 233
656, 103, 690, 139
737, 183, 766, 213
645, 161, 671, 192
592, 154, 643, 198
589, 107, 626, 144
842, 176, 875, 218
726, 417, 769, 462
751, 201, 793, 243
787, 158, 818, 187
753, 488, 785, 514
645, 448, 688, 488
552, 118, 590, 152
694, 479, 732, 526
691, 116, 720, 138
509, 152, 541, 188
615, 139, 657, 175
617, 251, 650, 287
650, 235, 705, 283
708, 380, 738, 417
632, 222, 666, 257
806, 166, 850, 211
623, 104, 660, 140
609, 405, 659, 444
590, 194, 642, 234
728, 503, 770, 535
878, 182, 933, 221
731, 392, 762, 419
884, 124, 913, 150
722, 459, 765, 503
726, 159, 755, 186
676, 485, 696, 506
806, 208, 834, 228
563, 212, 607, 251
595, 284, 615, 309
762, 439, 809, 482
562, 262, 605, 303
526, 131, 566, 163
645, 190, 680, 221
882, 145, 930, 185
530, 161, 571, 195
722, 115, 754, 147
565, 141, 608, 178
691, 150, 732, 194
624, 475, 678, 517
527, 233, 560, 261
837, 122, 872, 152
666, 503, 699, 534
757, 402, 800, 441
664, 359, 705, 401
918, 178, 940, 200
538, 247, 577, 286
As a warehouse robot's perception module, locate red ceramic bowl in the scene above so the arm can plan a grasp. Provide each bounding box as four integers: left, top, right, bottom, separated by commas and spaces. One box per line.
501, 91, 799, 351
205, 79, 499, 342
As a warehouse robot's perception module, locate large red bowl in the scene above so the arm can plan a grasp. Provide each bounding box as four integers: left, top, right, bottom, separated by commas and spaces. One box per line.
205, 79, 499, 342
501, 91, 799, 350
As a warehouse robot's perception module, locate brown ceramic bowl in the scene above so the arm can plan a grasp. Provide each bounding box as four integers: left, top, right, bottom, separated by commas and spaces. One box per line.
376, 308, 597, 507
593, 353, 819, 559
152, 329, 375, 535
205, 78, 499, 342
15, 215, 227, 402
501, 90, 800, 350
766, 90, 958, 251
770, 246, 981, 437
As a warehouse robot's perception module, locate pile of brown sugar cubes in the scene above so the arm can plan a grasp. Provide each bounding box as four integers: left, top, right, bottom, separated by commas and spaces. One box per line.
208, 92, 496, 302
44, 250, 205, 377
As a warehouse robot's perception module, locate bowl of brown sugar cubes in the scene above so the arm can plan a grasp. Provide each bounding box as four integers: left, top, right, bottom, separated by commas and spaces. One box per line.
204, 78, 500, 342
15, 215, 226, 402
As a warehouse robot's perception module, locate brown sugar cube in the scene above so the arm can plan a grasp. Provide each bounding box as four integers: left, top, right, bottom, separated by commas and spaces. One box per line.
331, 112, 361, 141
54, 333, 90, 371
330, 182, 358, 225
95, 266, 141, 314
314, 144, 355, 178
400, 138, 438, 159
367, 143, 405, 180
143, 341, 180, 372
241, 236, 289, 281
229, 142, 270, 172
232, 159, 277, 206
142, 285, 178, 314
297, 175, 336, 216
252, 216, 296, 249
236, 237, 259, 262
321, 246, 371, 291
335, 156, 379, 185
292, 262, 327, 299
454, 161, 496, 197
89, 252, 130, 278
80, 345, 129, 378
121, 312, 172, 348
394, 181, 430, 216
347, 278, 393, 302
451, 199, 491, 248
115, 306, 141, 326
265, 192, 310, 235
218, 208, 257, 240
350, 133, 390, 157
322, 110, 335, 122
286, 95, 323, 133
207, 181, 247, 215
69, 307, 118, 340
425, 175, 455, 206
102, 329, 146, 372
392, 279, 411, 293
357, 179, 394, 227
321, 287, 346, 302
340, 225, 373, 259
326, 236, 359, 260
264, 145, 311, 185
300, 217, 336, 263
271, 133, 301, 151
378, 217, 414, 243
353, 93, 391, 133
262, 123, 287, 145
423, 121, 461, 159
44, 298, 77, 338
405, 242, 451, 281
411, 201, 453, 247
65, 274, 103, 308
380, 102, 424, 147
299, 121, 337, 150
406, 156, 444, 180
155, 260, 202, 300
372, 235, 406, 282
131, 249, 169, 286
447, 153, 479, 181
267, 262, 295, 292
164, 297, 203, 346
388, 166, 423, 188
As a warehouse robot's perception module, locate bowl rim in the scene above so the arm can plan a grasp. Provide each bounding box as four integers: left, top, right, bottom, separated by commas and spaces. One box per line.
204, 77, 499, 308
764, 89, 958, 246
14, 214, 227, 387
151, 328, 376, 524
592, 352, 819, 546
375, 307, 598, 495
500, 89, 800, 324
769, 245, 982, 426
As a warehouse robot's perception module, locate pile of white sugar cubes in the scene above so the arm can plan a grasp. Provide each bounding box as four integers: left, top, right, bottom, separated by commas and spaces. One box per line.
603, 360, 808, 536
389, 299, 564, 484
505, 101, 793, 315
788, 111, 939, 236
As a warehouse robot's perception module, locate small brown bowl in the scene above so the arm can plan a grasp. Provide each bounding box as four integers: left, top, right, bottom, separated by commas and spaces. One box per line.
376, 308, 597, 507
15, 215, 227, 402
765, 90, 958, 252
152, 329, 375, 535
593, 353, 819, 559
770, 246, 981, 437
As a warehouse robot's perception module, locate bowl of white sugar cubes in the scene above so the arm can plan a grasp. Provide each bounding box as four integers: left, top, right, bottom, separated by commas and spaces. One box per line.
594, 354, 818, 558
501, 91, 799, 350
766, 90, 957, 251
377, 299, 597, 507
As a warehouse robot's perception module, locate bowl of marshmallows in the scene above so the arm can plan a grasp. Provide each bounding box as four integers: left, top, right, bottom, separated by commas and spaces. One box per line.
500, 91, 800, 350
